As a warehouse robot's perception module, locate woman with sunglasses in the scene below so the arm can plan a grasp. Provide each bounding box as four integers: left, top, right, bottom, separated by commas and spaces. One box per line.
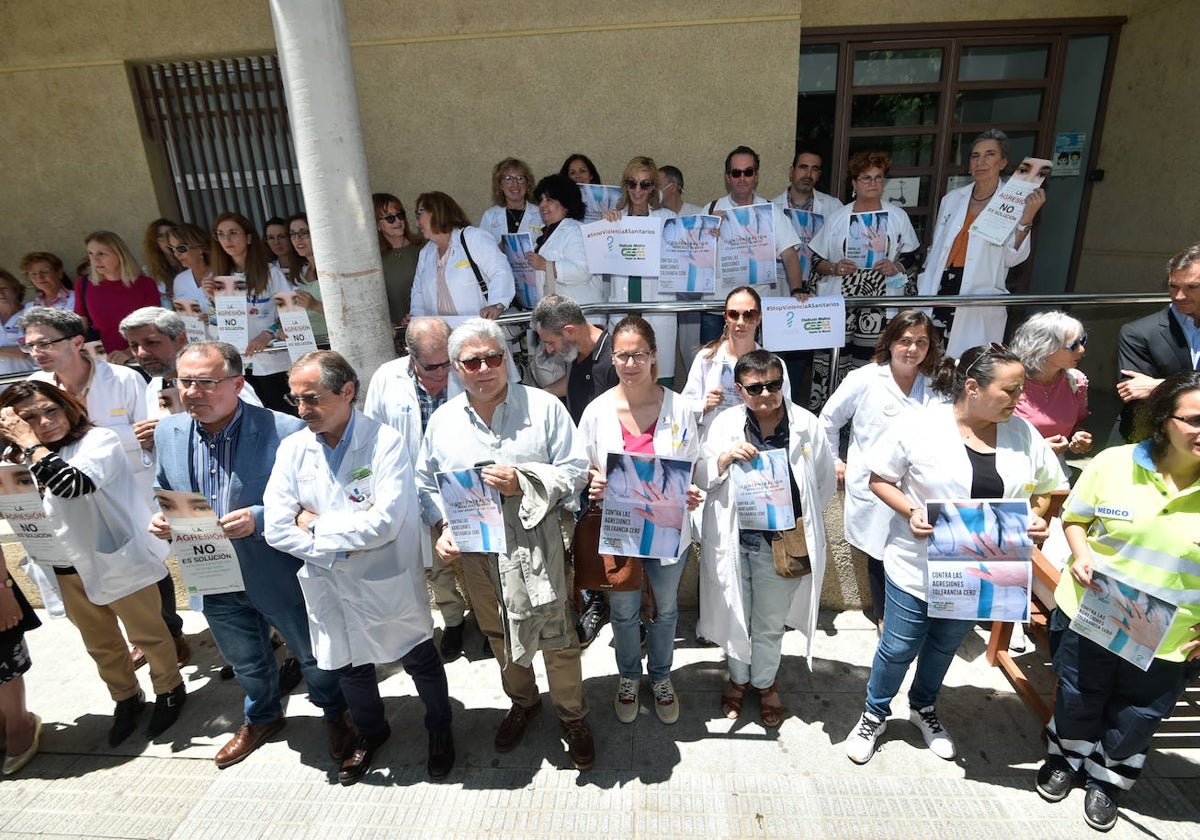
695, 349, 835, 727
602, 156, 679, 386
1034, 373, 1200, 832
479, 158, 540, 246
577, 316, 700, 725
809, 151, 919, 406
374, 193, 423, 348
844, 343, 1064, 765
681, 286, 788, 429
165, 224, 213, 318
1010, 311, 1092, 470
819, 310, 943, 632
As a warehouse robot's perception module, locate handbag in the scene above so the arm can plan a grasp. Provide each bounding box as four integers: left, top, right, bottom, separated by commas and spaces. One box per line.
570, 502, 644, 592
769, 518, 812, 579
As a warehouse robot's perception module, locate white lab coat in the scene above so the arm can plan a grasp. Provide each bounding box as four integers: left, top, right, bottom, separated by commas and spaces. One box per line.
536, 218, 603, 305
695, 402, 836, 666
479, 202, 541, 245
772, 189, 844, 220
27, 427, 168, 612
263, 411, 433, 670
819, 363, 939, 558
410, 227, 516, 318
576, 387, 700, 563
809, 200, 919, 298
917, 183, 1032, 358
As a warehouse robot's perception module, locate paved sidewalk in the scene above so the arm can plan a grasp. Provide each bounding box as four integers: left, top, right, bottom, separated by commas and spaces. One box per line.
1, 607, 1196, 839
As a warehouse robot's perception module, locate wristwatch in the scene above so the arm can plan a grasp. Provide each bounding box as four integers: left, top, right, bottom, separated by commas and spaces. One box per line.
1016, 222, 1032, 232
22, 443, 43, 461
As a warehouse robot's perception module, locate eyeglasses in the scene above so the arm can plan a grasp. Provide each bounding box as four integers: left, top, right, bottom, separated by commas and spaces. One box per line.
214, 229, 245, 240
1170, 414, 1200, 429
502, 175, 527, 184
725, 308, 760, 322
962, 342, 1009, 379
19, 336, 71, 354
613, 351, 653, 366
289, 230, 311, 241
1064, 333, 1088, 352
728, 167, 757, 178
177, 375, 239, 391
737, 379, 784, 396
167, 244, 191, 255
624, 179, 654, 191
377, 212, 406, 224
457, 352, 505, 372
416, 357, 453, 372
284, 390, 333, 407
856, 174, 886, 184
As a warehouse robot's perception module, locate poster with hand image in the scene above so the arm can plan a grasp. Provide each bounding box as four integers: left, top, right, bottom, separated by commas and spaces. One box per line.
155, 489, 245, 595
658, 214, 719, 294
437, 468, 506, 554
844, 212, 889, 270
731, 449, 794, 531
579, 184, 623, 224
1069, 571, 1177, 671
501, 232, 539, 308
925, 498, 1032, 621
718, 203, 776, 287
599, 452, 692, 559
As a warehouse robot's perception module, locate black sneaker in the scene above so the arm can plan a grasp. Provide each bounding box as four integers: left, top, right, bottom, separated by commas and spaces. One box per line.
576, 598, 610, 649
109, 689, 146, 746
147, 683, 187, 738
440, 623, 465, 661
1036, 757, 1074, 803
1083, 786, 1118, 832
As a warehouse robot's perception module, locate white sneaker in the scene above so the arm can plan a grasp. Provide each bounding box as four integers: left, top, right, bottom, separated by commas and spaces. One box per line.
910, 705, 956, 759
845, 712, 887, 764
614, 677, 639, 724
1008, 622, 1027, 653
651, 678, 679, 725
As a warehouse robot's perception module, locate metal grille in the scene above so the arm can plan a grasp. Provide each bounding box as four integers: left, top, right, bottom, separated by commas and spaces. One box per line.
133, 55, 304, 232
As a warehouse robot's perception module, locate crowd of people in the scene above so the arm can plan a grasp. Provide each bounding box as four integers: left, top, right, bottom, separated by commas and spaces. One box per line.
0, 139, 1197, 834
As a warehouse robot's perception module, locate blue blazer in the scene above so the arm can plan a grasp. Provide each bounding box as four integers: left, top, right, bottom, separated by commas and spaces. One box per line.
154, 404, 308, 607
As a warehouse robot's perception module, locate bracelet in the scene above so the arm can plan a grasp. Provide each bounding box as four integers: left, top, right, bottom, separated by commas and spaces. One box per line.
22, 443, 43, 461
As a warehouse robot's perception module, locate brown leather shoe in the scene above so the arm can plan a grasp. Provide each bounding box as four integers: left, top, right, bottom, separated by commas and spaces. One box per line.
130, 646, 147, 670
338, 724, 392, 786
561, 718, 595, 771
326, 712, 357, 762
174, 635, 192, 668
494, 700, 542, 752
214, 718, 286, 768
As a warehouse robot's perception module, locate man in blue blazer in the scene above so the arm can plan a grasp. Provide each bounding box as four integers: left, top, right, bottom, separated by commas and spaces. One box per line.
151, 341, 353, 768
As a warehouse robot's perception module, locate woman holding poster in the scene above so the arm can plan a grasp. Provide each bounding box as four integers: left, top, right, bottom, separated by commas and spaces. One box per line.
283, 214, 328, 339
1035, 373, 1200, 832
917, 129, 1047, 358
577, 316, 699, 726
845, 343, 1063, 765
809, 152, 919, 406
695, 350, 835, 728
479, 158, 541, 246
602, 157, 679, 385
528, 174, 602, 305
820, 310, 942, 630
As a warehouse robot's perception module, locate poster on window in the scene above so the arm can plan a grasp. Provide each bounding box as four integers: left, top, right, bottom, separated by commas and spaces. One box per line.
925, 499, 1032, 622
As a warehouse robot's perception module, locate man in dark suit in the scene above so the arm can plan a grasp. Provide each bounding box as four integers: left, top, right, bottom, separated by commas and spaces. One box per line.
1116, 244, 1200, 437
151, 341, 353, 768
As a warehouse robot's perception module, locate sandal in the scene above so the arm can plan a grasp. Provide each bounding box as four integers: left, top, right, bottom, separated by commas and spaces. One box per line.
759, 682, 784, 729
720, 681, 748, 720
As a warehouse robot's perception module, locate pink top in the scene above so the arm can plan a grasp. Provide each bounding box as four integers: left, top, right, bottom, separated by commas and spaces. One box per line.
75, 275, 161, 352
621, 418, 657, 454
1013, 369, 1089, 440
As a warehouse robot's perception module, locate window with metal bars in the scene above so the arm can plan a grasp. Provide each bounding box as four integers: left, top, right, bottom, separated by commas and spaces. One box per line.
132, 55, 304, 232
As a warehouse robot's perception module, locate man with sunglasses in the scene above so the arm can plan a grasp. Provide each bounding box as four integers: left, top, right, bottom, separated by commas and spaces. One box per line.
700, 146, 805, 343
364, 317, 471, 660
152, 341, 353, 770
416, 318, 595, 770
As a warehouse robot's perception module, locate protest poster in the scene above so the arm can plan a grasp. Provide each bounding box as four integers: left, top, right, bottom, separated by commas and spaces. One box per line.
925, 499, 1032, 622
437, 468, 505, 554
0, 465, 69, 567
760, 295, 846, 352
718, 203, 776, 287
154, 489, 246, 595
581, 216, 664, 277
731, 449, 795, 531
781, 208, 825, 286
599, 452, 693, 560
272, 290, 319, 362
969, 157, 1052, 245
1069, 571, 1177, 671
502, 232, 540, 309
213, 275, 249, 353
658, 214, 719, 294
844, 212, 889, 270
579, 184, 623, 224
173, 299, 210, 343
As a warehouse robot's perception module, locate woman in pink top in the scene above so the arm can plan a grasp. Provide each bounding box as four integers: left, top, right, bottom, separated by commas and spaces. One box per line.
1010, 311, 1092, 467
75, 231, 161, 364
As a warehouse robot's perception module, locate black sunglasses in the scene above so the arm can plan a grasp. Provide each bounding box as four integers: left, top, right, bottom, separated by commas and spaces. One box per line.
728, 167, 757, 178
624, 179, 654, 190
458, 353, 505, 372
377, 212, 406, 224
737, 378, 784, 396
168, 244, 191, 254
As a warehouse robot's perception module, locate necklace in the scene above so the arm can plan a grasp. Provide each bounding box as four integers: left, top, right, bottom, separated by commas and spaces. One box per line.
1025, 376, 1056, 405
971, 186, 997, 202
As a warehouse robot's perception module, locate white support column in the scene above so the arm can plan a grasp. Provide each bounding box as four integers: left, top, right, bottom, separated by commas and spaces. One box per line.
269, 0, 393, 382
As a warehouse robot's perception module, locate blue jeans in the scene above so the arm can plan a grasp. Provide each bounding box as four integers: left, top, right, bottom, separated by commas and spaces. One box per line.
863, 576, 975, 718
202, 590, 346, 725
728, 537, 802, 689
608, 557, 686, 682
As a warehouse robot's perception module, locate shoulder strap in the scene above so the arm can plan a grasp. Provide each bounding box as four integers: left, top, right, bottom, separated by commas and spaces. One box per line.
708, 200, 719, 214
459, 230, 488, 298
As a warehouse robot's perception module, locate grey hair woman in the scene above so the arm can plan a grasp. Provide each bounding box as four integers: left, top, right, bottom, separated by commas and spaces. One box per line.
1010, 311, 1092, 460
